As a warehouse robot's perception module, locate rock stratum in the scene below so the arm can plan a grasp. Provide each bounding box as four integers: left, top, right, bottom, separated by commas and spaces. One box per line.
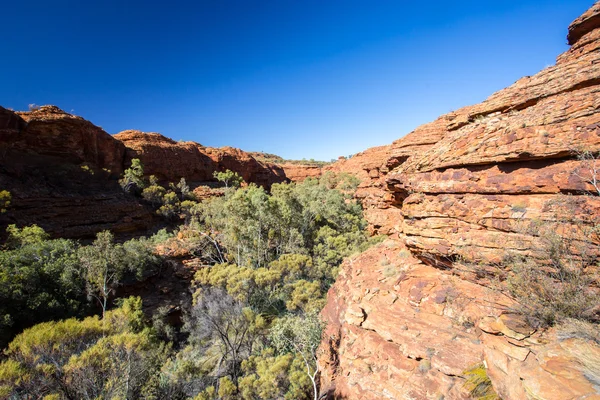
318, 3, 600, 399
0, 106, 155, 239
0, 106, 317, 238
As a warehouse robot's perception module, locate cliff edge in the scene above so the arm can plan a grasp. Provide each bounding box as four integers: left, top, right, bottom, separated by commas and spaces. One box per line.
318, 3, 600, 399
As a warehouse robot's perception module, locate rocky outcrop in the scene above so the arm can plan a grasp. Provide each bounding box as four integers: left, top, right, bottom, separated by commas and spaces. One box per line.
0, 106, 156, 239
325, 145, 400, 235
385, 2, 600, 264
321, 240, 600, 400
204, 146, 288, 187
14, 106, 126, 175
319, 3, 600, 399
115, 130, 288, 187
279, 163, 323, 182
0, 109, 300, 240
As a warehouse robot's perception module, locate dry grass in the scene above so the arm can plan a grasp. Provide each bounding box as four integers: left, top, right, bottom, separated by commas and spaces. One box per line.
463, 364, 500, 400
506, 196, 600, 327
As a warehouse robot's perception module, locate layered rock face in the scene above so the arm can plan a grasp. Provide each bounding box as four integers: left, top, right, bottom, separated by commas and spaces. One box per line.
14, 106, 126, 175
115, 130, 289, 187
0, 106, 155, 239
320, 241, 600, 400
319, 3, 600, 399
0, 107, 301, 239
325, 145, 399, 235
279, 163, 323, 182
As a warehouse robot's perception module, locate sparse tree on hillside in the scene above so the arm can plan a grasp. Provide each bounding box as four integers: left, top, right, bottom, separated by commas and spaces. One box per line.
120, 158, 146, 193
213, 170, 243, 188
79, 231, 127, 318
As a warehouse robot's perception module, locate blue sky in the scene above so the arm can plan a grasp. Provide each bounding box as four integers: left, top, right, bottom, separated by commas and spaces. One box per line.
1, 0, 592, 161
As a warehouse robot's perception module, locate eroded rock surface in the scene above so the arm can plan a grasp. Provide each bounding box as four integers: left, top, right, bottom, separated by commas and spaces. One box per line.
319, 3, 600, 399
115, 130, 288, 187
279, 163, 323, 182
0, 106, 155, 239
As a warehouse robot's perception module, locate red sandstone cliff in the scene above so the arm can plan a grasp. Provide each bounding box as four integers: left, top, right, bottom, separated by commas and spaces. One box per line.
114, 130, 290, 187
0, 107, 309, 239
318, 3, 600, 399
0, 106, 156, 239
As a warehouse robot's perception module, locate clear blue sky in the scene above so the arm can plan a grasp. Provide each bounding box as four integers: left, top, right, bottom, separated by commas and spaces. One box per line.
1, 0, 592, 161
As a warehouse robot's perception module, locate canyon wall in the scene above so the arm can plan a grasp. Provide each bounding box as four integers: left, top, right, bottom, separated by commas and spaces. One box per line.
318, 3, 600, 399
0, 106, 314, 239
114, 130, 290, 187
0, 106, 155, 239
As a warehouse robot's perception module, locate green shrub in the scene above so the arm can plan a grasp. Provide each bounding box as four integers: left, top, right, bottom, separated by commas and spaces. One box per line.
120, 158, 146, 192
4, 224, 49, 249
213, 169, 244, 188
0, 298, 168, 400
0, 232, 86, 348
463, 364, 499, 400
0, 190, 11, 213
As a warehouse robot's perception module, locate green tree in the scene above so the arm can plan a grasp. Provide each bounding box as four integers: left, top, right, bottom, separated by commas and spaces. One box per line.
0, 235, 86, 348
79, 231, 126, 318
213, 169, 244, 188
78, 231, 159, 317
120, 158, 146, 192
270, 313, 323, 400
4, 224, 49, 249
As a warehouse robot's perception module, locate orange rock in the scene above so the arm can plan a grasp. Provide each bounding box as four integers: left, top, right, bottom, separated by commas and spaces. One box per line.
115, 130, 289, 187
0, 106, 155, 239
278, 163, 323, 182
319, 3, 600, 399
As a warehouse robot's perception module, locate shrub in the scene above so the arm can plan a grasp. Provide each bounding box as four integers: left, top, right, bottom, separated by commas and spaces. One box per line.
213, 169, 244, 188
463, 364, 499, 400
0, 235, 87, 348
0, 298, 167, 400
4, 224, 49, 249
142, 185, 167, 206
0, 190, 10, 213
120, 158, 146, 192
506, 196, 600, 327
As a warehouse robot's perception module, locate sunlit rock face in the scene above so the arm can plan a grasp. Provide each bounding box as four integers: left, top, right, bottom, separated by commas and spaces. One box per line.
0, 105, 155, 239
318, 3, 600, 399
114, 130, 288, 187
0, 107, 295, 239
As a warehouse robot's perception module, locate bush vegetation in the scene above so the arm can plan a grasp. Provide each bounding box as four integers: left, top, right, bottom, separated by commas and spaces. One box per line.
0, 190, 10, 213
505, 195, 600, 327
0, 225, 162, 349
463, 363, 500, 400
0, 171, 374, 399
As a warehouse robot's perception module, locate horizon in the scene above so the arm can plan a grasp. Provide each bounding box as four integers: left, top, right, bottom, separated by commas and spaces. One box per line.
1, 0, 592, 161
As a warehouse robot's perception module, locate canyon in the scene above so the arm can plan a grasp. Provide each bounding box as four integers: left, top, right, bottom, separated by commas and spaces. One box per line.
0, 105, 309, 239
1, 2, 600, 399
